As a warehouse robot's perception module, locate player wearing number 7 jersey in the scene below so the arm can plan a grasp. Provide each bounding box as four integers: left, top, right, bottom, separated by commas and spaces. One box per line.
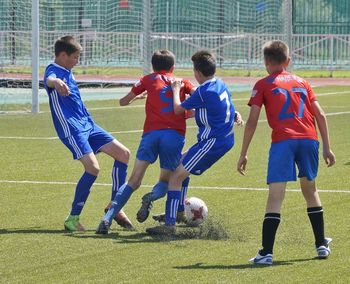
96, 50, 196, 234
146, 49, 237, 235
237, 40, 336, 265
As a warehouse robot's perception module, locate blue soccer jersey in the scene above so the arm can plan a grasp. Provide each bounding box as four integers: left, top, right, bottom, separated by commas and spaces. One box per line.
44, 63, 94, 139
181, 78, 235, 141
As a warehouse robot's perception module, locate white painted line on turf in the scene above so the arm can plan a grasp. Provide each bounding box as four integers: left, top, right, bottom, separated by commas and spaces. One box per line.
0, 136, 59, 140
0, 111, 349, 140
88, 105, 145, 111
0, 179, 349, 193
317, 90, 350, 96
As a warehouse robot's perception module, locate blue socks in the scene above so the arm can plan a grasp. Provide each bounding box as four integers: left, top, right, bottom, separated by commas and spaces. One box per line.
70, 172, 97, 215
150, 177, 190, 208
151, 181, 168, 200
178, 177, 190, 212
165, 190, 181, 226
111, 160, 128, 200
104, 184, 133, 223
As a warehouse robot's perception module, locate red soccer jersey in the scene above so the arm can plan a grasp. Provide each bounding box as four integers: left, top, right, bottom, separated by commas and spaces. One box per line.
131, 71, 194, 136
248, 70, 318, 142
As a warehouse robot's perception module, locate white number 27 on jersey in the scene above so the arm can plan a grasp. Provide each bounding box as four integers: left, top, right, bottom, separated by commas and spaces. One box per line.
220, 90, 231, 123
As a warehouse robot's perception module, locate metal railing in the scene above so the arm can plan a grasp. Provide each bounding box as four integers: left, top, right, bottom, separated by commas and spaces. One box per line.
2, 32, 349, 70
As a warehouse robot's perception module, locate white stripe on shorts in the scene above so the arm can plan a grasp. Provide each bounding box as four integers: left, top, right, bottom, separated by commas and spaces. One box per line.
67, 135, 83, 159
184, 138, 216, 172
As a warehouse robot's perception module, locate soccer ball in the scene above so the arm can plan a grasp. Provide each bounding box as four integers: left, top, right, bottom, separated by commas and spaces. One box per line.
184, 197, 208, 226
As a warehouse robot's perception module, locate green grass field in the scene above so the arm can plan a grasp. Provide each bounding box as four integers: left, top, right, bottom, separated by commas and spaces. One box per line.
0, 85, 349, 283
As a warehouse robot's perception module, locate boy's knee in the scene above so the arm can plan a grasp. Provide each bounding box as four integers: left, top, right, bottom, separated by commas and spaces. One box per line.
128, 179, 141, 191
127, 176, 141, 190
119, 148, 131, 164
86, 164, 100, 176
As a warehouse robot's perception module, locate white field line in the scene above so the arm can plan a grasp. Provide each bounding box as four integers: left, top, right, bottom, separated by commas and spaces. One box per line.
1, 111, 349, 140
34, 90, 350, 114
0, 179, 349, 193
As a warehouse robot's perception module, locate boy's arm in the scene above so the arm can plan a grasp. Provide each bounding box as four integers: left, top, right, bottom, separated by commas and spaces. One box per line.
312, 101, 336, 167
237, 105, 261, 175
119, 91, 146, 106
171, 80, 186, 114
46, 77, 70, 96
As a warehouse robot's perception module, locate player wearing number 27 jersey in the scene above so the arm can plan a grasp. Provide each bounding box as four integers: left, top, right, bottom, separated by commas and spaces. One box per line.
249, 70, 320, 183
237, 40, 335, 264
250, 70, 317, 143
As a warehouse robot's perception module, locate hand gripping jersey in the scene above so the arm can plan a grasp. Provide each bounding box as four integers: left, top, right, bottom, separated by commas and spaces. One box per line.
44, 63, 94, 139
249, 70, 318, 143
181, 78, 235, 141
131, 71, 194, 136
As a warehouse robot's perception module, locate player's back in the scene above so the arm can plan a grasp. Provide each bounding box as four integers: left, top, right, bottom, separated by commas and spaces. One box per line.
132, 71, 193, 136
193, 78, 235, 141
250, 70, 317, 142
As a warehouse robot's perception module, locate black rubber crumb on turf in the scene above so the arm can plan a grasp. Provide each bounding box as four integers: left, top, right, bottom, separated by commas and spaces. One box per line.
178, 217, 230, 240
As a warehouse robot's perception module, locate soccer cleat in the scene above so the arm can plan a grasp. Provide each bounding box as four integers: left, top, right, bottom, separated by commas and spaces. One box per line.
249, 251, 273, 265
316, 237, 332, 259
146, 225, 176, 236
104, 204, 134, 230
64, 215, 86, 232
95, 220, 111, 235
136, 192, 154, 223
152, 211, 187, 224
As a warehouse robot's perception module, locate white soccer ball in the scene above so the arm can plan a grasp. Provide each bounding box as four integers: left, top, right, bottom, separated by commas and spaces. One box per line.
184, 197, 208, 226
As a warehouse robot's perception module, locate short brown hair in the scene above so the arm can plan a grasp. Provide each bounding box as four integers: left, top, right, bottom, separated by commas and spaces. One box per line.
151, 50, 175, 72
54, 36, 82, 57
191, 50, 216, 77
263, 40, 289, 64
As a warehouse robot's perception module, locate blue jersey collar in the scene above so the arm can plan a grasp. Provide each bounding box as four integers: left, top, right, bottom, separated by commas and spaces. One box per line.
52, 62, 71, 73
200, 77, 216, 86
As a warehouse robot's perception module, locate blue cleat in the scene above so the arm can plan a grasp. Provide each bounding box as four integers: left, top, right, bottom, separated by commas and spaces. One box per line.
95, 220, 111, 235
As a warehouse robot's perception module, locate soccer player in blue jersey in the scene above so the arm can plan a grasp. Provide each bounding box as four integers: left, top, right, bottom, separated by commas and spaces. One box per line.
146, 49, 237, 235
43, 36, 133, 232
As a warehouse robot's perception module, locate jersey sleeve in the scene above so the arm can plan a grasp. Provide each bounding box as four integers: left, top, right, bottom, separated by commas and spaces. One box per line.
131, 76, 146, 95
181, 88, 204, 110
305, 80, 317, 103
43, 66, 57, 92
248, 80, 264, 107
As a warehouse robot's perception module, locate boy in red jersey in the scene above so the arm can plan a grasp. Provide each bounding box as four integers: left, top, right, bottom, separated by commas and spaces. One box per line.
237, 40, 335, 265
96, 50, 195, 234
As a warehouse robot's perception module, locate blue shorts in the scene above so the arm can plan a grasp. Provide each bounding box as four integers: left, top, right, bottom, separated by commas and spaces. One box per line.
267, 139, 319, 184
182, 134, 234, 175
61, 124, 115, 160
136, 129, 185, 171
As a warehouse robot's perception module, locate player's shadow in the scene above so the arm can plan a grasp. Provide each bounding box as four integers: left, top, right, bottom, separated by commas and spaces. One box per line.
173, 258, 316, 270
0, 227, 93, 235
70, 231, 192, 243
70, 227, 209, 243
